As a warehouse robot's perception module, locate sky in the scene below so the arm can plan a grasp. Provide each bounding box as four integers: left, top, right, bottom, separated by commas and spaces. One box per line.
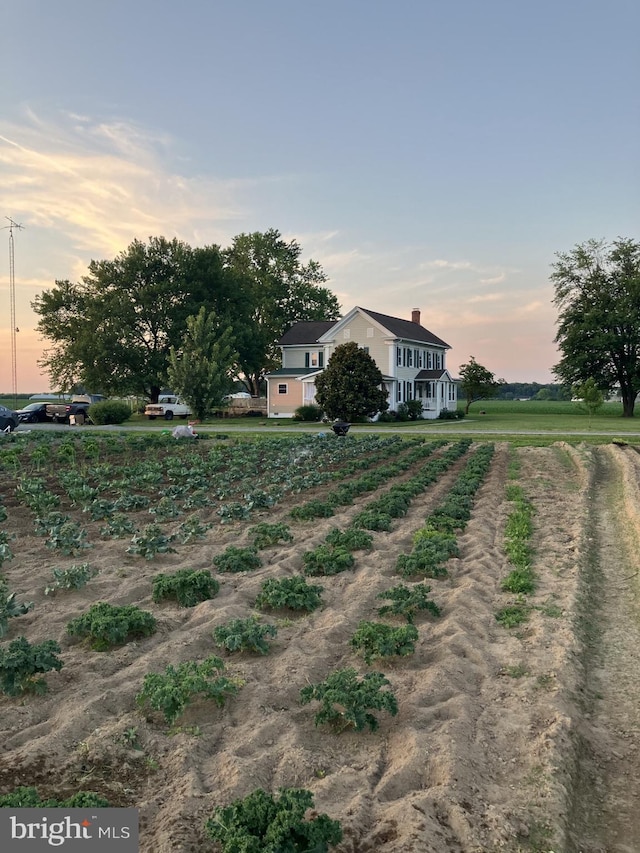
1, 0, 638, 393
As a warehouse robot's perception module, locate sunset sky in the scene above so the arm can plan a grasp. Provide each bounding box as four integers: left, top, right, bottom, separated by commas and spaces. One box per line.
1, 0, 638, 393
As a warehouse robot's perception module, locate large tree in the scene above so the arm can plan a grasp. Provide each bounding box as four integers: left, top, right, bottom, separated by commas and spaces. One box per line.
552, 238, 640, 417
167, 307, 238, 420
458, 356, 501, 414
33, 237, 241, 402
222, 228, 341, 395
315, 342, 389, 421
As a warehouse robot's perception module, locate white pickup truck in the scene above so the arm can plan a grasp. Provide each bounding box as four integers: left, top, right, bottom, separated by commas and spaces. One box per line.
144, 395, 192, 421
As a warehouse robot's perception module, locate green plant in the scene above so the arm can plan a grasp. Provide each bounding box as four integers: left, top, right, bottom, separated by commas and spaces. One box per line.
350, 621, 418, 664
495, 603, 530, 628
67, 602, 157, 650
175, 516, 212, 544
501, 567, 535, 594
136, 656, 242, 725
0, 787, 109, 808
0, 530, 14, 567
126, 524, 177, 560
0, 636, 63, 695
255, 576, 324, 612
213, 616, 277, 655
300, 667, 398, 732
100, 513, 136, 539
44, 563, 98, 596
504, 663, 529, 678
152, 569, 220, 607
302, 545, 354, 576
148, 496, 183, 520
88, 400, 131, 425
290, 499, 335, 521
214, 546, 261, 573
248, 521, 294, 549
46, 520, 90, 556
324, 527, 373, 551
204, 787, 342, 853
351, 509, 393, 531
293, 404, 324, 421
0, 578, 34, 638
377, 583, 441, 623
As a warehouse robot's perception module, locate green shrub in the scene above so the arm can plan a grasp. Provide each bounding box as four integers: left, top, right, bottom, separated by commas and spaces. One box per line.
351, 510, 393, 531
377, 583, 441, 623
67, 602, 157, 650
303, 545, 355, 576
136, 656, 241, 725
293, 404, 324, 422
46, 521, 91, 556
501, 568, 536, 594
0, 636, 63, 696
214, 546, 261, 573
213, 616, 277, 654
152, 569, 220, 607
255, 576, 324, 612
350, 621, 418, 664
300, 668, 398, 732
88, 400, 131, 425
204, 788, 342, 853
290, 500, 335, 521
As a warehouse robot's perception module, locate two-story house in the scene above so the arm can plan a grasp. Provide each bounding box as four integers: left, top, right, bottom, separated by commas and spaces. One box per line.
266, 307, 457, 419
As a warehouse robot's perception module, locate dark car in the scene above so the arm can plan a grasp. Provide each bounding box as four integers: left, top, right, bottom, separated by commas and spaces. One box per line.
0, 405, 19, 432
16, 402, 49, 424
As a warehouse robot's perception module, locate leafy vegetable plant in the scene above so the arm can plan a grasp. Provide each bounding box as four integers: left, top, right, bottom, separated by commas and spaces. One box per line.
302, 545, 354, 576
67, 602, 157, 650
255, 576, 324, 612
204, 787, 343, 853
136, 656, 242, 725
126, 524, 177, 560
350, 621, 418, 664
152, 569, 220, 607
377, 583, 441, 623
248, 521, 294, 549
300, 667, 398, 732
46, 521, 91, 556
0, 577, 34, 638
0, 787, 109, 808
44, 563, 98, 596
0, 636, 63, 695
213, 616, 277, 655
213, 546, 261, 573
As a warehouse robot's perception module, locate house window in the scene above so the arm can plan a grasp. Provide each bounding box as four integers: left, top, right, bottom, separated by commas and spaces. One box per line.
418, 351, 423, 368
367, 327, 374, 338
435, 353, 441, 369
426, 381, 433, 397
448, 384, 455, 401
397, 384, 402, 403
427, 351, 433, 369
305, 351, 324, 368
396, 346, 402, 366
414, 348, 419, 366
407, 349, 412, 367
277, 384, 288, 395
362, 346, 369, 354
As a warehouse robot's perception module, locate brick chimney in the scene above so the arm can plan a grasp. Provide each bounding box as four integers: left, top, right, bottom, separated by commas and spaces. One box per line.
411, 308, 421, 325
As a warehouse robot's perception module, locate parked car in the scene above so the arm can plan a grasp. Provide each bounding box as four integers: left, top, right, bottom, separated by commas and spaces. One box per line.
0, 405, 19, 432
16, 402, 50, 423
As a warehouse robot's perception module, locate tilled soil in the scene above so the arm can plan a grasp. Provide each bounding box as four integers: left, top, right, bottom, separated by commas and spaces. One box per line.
1, 440, 639, 852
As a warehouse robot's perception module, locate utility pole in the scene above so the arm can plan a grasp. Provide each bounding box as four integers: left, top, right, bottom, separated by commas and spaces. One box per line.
4, 217, 24, 408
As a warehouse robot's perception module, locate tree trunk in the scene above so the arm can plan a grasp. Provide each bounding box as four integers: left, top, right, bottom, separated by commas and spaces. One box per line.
621, 385, 637, 417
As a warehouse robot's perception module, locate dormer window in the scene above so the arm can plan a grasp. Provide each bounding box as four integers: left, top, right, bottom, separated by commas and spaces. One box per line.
305, 351, 324, 368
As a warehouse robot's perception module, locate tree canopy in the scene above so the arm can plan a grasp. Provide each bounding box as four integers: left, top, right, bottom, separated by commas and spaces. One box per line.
552, 238, 640, 417
222, 229, 341, 395
314, 342, 389, 421
458, 357, 501, 414
33, 230, 338, 401
167, 307, 238, 419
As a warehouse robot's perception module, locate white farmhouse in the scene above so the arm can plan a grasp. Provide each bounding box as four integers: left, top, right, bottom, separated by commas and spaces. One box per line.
266, 307, 457, 419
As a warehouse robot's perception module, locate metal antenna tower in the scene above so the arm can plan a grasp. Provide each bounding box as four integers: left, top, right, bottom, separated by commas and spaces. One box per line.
4, 217, 24, 407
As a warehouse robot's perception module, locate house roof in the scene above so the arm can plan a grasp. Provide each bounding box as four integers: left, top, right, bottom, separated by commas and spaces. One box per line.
267, 367, 320, 377
414, 369, 455, 381
278, 321, 336, 346
357, 308, 450, 348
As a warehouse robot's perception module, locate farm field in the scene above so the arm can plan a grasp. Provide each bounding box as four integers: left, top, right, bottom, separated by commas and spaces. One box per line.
0, 431, 639, 852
